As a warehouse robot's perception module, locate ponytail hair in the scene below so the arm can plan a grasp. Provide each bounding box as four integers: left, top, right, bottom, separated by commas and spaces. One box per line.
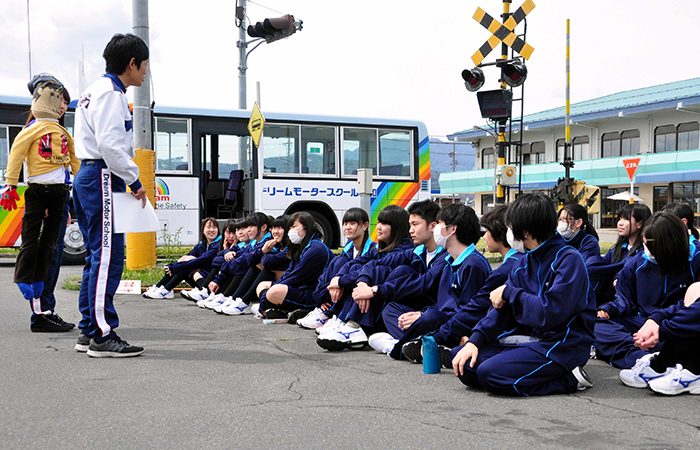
662, 202, 699, 239
561, 203, 599, 240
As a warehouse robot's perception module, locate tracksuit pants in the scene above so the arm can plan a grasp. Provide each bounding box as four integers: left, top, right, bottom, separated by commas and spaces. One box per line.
73, 160, 125, 342
449, 343, 579, 396
594, 316, 662, 369
383, 303, 450, 360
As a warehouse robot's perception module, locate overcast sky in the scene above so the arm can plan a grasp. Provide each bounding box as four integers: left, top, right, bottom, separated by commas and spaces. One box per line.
1, 0, 699, 137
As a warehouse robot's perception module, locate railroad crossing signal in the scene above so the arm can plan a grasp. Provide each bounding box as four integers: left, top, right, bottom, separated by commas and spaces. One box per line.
471, 0, 536, 66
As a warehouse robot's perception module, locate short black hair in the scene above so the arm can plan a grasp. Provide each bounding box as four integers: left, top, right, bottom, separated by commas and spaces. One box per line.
408, 199, 441, 225
103, 33, 149, 75
232, 219, 247, 231
343, 207, 370, 225
199, 217, 219, 245
272, 214, 290, 247
247, 212, 270, 232
376, 204, 410, 253
662, 202, 699, 239
480, 204, 509, 247
506, 193, 557, 242
436, 204, 481, 246
644, 212, 689, 277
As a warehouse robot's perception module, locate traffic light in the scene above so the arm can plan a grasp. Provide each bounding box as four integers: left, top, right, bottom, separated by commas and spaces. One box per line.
461, 67, 485, 92
247, 14, 301, 43
500, 61, 528, 87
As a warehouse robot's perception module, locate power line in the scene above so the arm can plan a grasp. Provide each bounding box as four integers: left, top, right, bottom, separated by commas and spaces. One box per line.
247, 0, 284, 15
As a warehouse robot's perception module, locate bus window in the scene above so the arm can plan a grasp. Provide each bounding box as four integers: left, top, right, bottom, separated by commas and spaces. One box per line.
218, 135, 242, 178
155, 118, 190, 172
343, 128, 377, 176
0, 127, 7, 182
379, 129, 411, 177
301, 125, 335, 175
63, 112, 75, 136
263, 124, 299, 174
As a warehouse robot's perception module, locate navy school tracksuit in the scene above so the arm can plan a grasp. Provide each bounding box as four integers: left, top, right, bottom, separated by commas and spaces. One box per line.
259, 236, 333, 311
328, 238, 415, 329
311, 239, 377, 307
450, 235, 596, 396
645, 297, 700, 373
594, 251, 700, 368
213, 233, 271, 286
561, 229, 601, 261
382, 244, 491, 360
431, 248, 524, 348
586, 243, 639, 307
260, 245, 290, 272
166, 236, 221, 278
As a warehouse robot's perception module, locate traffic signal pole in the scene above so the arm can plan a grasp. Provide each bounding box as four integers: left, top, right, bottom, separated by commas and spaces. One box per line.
238, 0, 248, 110
496, 0, 511, 204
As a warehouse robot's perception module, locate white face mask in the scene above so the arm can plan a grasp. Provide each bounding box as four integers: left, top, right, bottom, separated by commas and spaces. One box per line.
433, 224, 449, 249
507, 228, 526, 253
288, 228, 303, 245
557, 221, 575, 240
643, 243, 656, 262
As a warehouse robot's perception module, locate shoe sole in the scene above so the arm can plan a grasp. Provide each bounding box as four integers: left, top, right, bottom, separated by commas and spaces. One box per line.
618, 375, 649, 389
30, 326, 75, 333
75, 344, 89, 352
288, 309, 312, 325
223, 309, 251, 316
87, 349, 145, 358
317, 337, 368, 351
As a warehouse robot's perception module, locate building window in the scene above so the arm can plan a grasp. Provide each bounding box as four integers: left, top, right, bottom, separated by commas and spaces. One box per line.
600, 187, 640, 228
573, 136, 590, 160
677, 122, 700, 151
655, 125, 676, 153
530, 141, 545, 164
556, 139, 566, 162
481, 194, 494, 214
654, 185, 668, 213
482, 148, 495, 169
671, 182, 700, 227
621, 130, 640, 156
601, 132, 621, 158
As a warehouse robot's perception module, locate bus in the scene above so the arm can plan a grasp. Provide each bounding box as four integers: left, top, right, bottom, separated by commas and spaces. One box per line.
0, 95, 431, 260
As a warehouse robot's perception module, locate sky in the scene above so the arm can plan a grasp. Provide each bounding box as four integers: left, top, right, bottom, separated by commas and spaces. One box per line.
1, 0, 699, 138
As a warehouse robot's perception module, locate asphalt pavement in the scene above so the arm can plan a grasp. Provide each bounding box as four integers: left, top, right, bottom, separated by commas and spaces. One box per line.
1, 262, 699, 450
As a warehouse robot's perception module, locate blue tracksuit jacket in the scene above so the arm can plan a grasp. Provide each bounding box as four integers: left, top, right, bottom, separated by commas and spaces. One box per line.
561, 229, 600, 261
432, 248, 523, 347
273, 237, 333, 291
261, 245, 290, 272
587, 243, 640, 306
214, 234, 272, 284
335, 238, 413, 288
469, 235, 596, 370
167, 236, 222, 275
311, 239, 376, 306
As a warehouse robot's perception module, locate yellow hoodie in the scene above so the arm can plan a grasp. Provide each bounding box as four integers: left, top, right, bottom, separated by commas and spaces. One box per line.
6, 119, 80, 186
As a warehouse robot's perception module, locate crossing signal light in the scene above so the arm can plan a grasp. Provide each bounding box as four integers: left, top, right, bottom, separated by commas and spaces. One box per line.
462, 67, 485, 92
247, 14, 302, 43
500, 61, 528, 87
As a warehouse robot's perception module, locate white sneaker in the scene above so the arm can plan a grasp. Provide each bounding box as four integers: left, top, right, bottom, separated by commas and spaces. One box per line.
368, 332, 398, 355
197, 292, 217, 308
215, 296, 235, 313
251, 303, 262, 318
297, 308, 329, 329
142, 285, 158, 298
317, 324, 368, 351
316, 315, 343, 335
190, 288, 210, 301
148, 285, 174, 299
648, 364, 700, 395
619, 353, 670, 388
204, 293, 226, 310
222, 298, 252, 316
572, 366, 594, 391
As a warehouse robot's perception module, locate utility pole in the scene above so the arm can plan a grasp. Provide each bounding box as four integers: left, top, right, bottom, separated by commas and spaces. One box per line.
127, 0, 157, 270
237, 0, 248, 110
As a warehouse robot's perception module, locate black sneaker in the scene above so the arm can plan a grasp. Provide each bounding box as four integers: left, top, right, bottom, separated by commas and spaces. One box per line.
75, 333, 91, 352
287, 308, 312, 325
30, 314, 75, 333
439, 345, 453, 369
87, 335, 144, 358
401, 340, 423, 364
263, 308, 288, 320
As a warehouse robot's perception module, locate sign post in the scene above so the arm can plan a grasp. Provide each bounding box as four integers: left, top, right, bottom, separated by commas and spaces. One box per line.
623, 157, 641, 204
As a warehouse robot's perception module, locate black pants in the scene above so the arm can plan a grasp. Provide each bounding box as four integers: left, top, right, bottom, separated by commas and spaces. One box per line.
15, 184, 68, 284
157, 272, 197, 291
223, 266, 261, 299
240, 268, 276, 304
650, 336, 700, 375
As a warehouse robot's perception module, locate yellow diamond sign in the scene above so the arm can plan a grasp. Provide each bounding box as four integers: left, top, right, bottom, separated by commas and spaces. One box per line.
248, 102, 265, 148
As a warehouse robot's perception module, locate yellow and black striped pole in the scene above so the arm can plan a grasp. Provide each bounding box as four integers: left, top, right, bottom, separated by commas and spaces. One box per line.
495, 0, 511, 204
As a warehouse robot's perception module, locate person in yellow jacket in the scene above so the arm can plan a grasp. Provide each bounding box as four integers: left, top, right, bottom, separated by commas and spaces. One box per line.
1, 77, 80, 311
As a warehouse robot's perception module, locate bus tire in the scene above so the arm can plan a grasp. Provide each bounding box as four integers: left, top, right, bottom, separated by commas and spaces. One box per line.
62, 221, 87, 265
307, 210, 335, 248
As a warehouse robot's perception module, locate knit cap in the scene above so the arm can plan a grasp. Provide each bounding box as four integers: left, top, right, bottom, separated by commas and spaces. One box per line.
31, 81, 63, 119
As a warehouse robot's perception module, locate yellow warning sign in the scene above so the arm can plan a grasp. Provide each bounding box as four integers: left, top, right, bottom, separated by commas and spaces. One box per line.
248, 102, 265, 148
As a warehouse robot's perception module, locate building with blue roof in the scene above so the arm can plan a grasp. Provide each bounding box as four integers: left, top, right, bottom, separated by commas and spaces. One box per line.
441, 77, 700, 228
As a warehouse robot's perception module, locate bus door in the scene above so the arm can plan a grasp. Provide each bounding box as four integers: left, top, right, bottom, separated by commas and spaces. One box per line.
199, 132, 253, 220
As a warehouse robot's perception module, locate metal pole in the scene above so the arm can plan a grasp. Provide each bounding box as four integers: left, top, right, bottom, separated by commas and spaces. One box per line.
238, 0, 247, 110
128, 0, 156, 270
564, 19, 572, 183
26, 0, 32, 78
495, 0, 511, 205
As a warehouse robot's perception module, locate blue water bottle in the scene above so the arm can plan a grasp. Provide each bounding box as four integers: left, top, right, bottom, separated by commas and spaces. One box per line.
422, 335, 441, 374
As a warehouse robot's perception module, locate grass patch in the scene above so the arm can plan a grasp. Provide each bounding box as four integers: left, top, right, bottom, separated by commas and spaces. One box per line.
0, 248, 19, 254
